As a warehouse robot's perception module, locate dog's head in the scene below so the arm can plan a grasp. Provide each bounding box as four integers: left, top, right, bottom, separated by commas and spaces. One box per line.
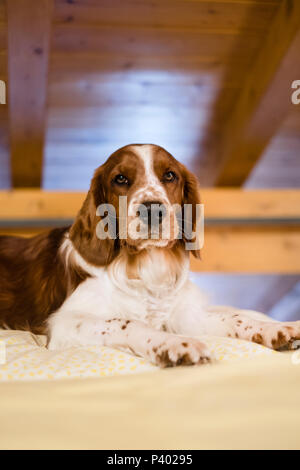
70, 144, 201, 266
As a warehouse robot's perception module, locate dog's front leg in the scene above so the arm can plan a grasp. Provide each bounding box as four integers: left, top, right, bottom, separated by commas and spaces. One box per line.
47, 313, 212, 367
170, 299, 300, 351
168, 282, 300, 351
206, 308, 300, 351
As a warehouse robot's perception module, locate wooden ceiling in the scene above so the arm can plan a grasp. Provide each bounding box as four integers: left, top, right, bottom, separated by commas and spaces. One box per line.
0, 0, 299, 190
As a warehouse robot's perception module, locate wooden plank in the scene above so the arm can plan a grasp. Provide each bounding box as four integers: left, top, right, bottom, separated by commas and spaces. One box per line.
201, 189, 300, 219
0, 190, 85, 219
0, 189, 299, 220
49, 52, 251, 83
245, 111, 300, 188
0, 228, 46, 237
0, 26, 6, 53
46, 106, 212, 145
0, 52, 6, 81
0, 225, 298, 274
201, 0, 300, 186
0, 0, 6, 24
53, 0, 279, 32
7, 0, 53, 187
48, 79, 222, 108
0, 189, 298, 274
52, 23, 261, 59
190, 226, 300, 274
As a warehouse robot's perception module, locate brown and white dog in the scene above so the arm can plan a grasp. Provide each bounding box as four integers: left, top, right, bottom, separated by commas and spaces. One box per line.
0, 144, 299, 367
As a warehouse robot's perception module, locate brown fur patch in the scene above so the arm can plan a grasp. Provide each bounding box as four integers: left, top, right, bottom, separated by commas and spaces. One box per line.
0, 228, 90, 334
272, 331, 289, 349
252, 333, 263, 345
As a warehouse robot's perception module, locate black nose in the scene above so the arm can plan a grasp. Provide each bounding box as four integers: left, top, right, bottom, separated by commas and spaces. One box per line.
138, 201, 166, 225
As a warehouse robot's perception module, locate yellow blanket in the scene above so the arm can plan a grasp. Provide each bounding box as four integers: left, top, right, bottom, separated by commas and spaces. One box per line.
0, 329, 276, 381
1, 329, 300, 449
0, 354, 299, 449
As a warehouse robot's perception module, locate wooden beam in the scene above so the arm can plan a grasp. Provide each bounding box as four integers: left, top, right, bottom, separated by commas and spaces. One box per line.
190, 226, 300, 274
0, 189, 299, 220
0, 190, 299, 274
201, 189, 300, 219
0, 225, 299, 274
205, 0, 300, 186
7, 0, 53, 187
54, 0, 279, 32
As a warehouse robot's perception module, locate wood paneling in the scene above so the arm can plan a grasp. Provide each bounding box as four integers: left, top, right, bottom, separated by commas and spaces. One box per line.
7, 0, 53, 187
49, 52, 251, 82
0, 0, 298, 192
52, 23, 262, 59
54, 0, 279, 32
43, 0, 283, 190
245, 110, 300, 188
203, 0, 300, 186
48, 78, 222, 108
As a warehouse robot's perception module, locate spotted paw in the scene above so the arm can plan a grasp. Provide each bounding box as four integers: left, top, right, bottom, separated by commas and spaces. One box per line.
150, 336, 212, 368
252, 321, 300, 351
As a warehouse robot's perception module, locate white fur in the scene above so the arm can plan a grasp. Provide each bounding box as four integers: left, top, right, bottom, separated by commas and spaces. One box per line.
47, 236, 300, 366
126, 145, 179, 249
131, 144, 168, 203
47, 145, 300, 365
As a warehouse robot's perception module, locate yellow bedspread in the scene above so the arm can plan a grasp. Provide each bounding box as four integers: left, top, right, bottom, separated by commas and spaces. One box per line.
0, 329, 300, 449
0, 329, 276, 381
0, 354, 299, 449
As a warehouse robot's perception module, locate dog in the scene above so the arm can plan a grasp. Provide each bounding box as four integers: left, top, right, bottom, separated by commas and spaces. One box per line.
0, 144, 299, 367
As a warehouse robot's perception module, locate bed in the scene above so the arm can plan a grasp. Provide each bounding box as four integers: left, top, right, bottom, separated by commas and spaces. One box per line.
0, 328, 299, 449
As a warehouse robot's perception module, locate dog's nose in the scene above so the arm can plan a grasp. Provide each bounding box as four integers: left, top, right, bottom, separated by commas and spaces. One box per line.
138, 201, 166, 225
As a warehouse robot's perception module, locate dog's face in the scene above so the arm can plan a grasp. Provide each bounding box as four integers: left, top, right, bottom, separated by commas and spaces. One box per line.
70, 144, 201, 265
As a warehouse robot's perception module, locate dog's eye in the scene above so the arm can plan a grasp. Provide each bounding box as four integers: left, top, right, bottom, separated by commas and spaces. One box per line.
163, 171, 177, 182
114, 174, 129, 185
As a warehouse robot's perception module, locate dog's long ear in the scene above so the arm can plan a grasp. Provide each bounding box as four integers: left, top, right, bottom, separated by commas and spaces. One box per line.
181, 166, 201, 260
70, 166, 119, 266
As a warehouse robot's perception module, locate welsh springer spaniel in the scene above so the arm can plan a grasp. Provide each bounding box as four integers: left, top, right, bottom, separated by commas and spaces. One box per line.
0, 144, 299, 367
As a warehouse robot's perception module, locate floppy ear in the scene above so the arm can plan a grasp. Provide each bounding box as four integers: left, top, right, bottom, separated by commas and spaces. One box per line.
69, 166, 119, 266
181, 166, 201, 260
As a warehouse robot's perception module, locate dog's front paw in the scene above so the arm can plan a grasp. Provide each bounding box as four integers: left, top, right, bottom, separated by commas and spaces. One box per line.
150, 336, 212, 368
252, 322, 300, 351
